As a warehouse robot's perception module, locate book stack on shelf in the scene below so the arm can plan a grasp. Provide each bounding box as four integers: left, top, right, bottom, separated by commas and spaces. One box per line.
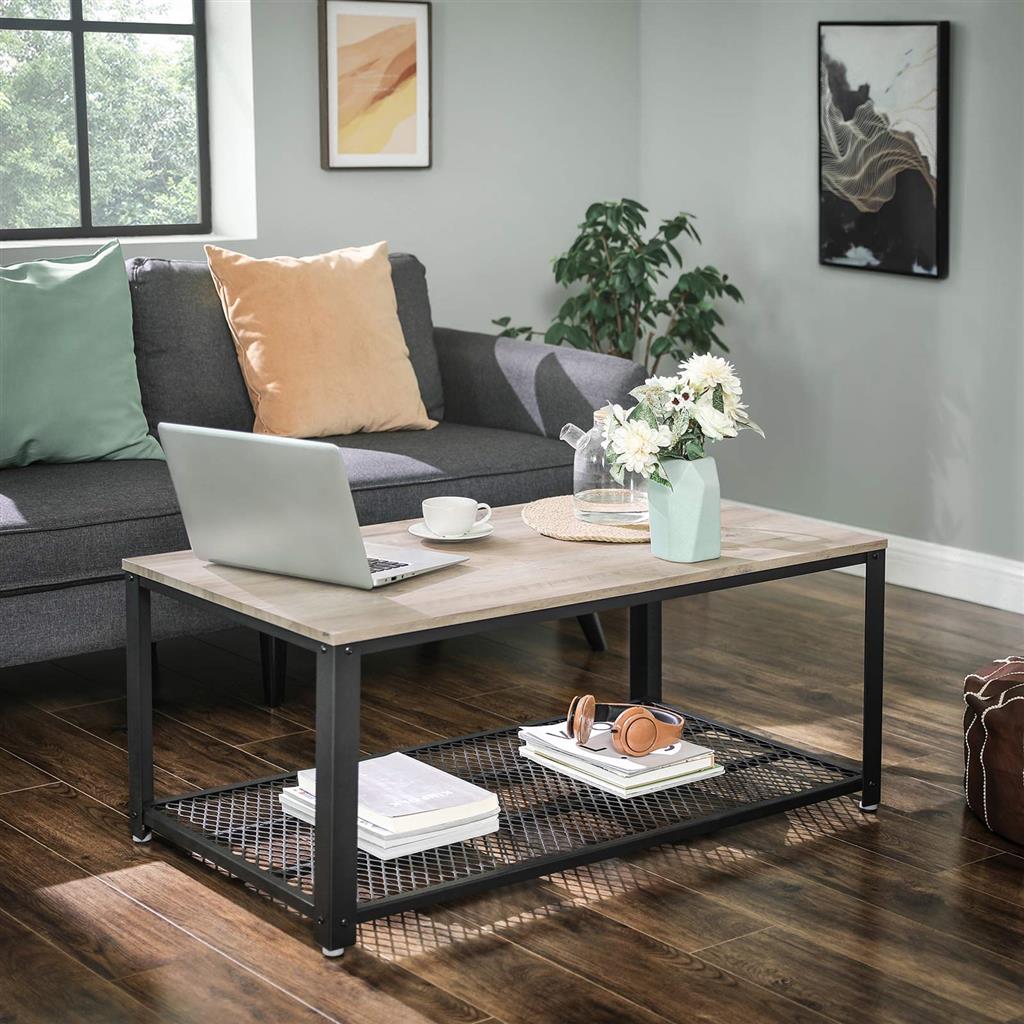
518, 721, 724, 798
279, 752, 500, 860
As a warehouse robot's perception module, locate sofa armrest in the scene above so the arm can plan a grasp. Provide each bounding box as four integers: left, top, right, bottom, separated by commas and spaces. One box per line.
434, 327, 646, 439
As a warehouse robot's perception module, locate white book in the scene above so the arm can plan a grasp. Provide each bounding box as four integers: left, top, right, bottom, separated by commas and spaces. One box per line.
520, 740, 716, 788
520, 747, 725, 799
279, 787, 497, 841
519, 723, 714, 778
295, 753, 499, 835
278, 791, 499, 860
359, 815, 500, 861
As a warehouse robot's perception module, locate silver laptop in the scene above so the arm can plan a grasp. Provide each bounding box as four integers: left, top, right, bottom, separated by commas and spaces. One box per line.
158, 423, 467, 589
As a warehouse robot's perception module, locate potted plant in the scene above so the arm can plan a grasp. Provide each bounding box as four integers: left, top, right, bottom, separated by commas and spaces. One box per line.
602, 355, 763, 562
494, 198, 741, 372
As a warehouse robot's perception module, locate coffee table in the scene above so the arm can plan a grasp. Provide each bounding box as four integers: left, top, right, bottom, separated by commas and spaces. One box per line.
123, 500, 886, 956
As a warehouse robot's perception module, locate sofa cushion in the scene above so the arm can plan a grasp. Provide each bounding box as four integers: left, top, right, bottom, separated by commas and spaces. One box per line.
204, 241, 435, 437
0, 460, 185, 593
0, 423, 570, 592
128, 257, 255, 435
127, 251, 444, 434
330, 422, 574, 523
1, 241, 164, 467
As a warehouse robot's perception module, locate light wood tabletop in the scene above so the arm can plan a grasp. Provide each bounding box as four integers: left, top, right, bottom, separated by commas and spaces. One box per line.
123, 501, 886, 647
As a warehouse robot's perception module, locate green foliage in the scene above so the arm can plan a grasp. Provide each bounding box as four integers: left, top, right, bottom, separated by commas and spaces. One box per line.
494, 198, 742, 372
0, 0, 200, 231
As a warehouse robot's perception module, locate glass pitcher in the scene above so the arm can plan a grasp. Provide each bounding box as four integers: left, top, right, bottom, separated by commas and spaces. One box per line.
560, 409, 648, 524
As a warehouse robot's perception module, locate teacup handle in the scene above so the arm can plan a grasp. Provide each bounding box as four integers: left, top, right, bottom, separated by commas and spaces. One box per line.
475, 503, 492, 527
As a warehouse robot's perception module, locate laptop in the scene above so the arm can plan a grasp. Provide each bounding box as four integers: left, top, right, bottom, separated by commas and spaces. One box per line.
158, 423, 467, 589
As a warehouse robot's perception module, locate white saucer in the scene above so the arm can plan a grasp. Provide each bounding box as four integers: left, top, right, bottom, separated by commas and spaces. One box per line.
408, 521, 494, 543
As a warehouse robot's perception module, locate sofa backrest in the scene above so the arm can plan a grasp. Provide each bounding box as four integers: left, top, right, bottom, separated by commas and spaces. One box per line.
126, 252, 444, 434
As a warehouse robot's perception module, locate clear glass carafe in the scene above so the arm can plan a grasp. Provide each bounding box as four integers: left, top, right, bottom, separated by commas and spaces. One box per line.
560, 409, 648, 524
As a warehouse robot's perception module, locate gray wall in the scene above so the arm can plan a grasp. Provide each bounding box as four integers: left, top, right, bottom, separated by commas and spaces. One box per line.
640, 0, 1024, 561
251, 0, 638, 330
2, 0, 639, 334
6, 0, 1022, 561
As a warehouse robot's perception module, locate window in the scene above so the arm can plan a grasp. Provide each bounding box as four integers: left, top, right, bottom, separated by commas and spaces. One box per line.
0, 0, 210, 239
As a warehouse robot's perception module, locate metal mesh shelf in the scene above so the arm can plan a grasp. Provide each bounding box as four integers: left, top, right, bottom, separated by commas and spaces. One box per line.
149, 712, 859, 919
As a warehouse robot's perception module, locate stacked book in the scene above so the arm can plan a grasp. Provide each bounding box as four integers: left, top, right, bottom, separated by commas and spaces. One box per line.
519, 721, 724, 798
279, 752, 500, 860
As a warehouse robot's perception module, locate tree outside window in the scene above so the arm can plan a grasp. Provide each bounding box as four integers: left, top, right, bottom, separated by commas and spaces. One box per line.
0, 0, 210, 239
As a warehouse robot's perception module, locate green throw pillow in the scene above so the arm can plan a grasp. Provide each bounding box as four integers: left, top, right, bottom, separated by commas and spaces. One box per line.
0, 240, 163, 467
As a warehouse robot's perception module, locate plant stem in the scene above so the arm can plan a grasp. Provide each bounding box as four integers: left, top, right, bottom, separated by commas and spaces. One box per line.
600, 234, 623, 340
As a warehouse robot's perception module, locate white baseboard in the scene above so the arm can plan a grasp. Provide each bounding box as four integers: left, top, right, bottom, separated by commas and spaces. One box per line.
733, 502, 1024, 616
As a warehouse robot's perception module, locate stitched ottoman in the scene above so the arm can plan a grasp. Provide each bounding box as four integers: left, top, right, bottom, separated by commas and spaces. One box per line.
963, 656, 1024, 845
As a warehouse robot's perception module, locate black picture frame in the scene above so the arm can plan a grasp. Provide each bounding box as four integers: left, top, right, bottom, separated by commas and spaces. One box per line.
818, 21, 950, 279
318, 0, 432, 171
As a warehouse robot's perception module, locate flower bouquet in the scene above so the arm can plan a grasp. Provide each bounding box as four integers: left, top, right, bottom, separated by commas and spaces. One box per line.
602, 355, 762, 562
602, 354, 762, 486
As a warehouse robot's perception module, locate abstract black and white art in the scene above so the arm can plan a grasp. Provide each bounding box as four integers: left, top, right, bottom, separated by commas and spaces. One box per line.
819, 22, 949, 278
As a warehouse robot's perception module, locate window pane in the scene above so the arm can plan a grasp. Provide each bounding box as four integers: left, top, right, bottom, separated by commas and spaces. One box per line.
0, 29, 80, 230
81, 0, 192, 24
85, 32, 199, 227
0, 0, 70, 17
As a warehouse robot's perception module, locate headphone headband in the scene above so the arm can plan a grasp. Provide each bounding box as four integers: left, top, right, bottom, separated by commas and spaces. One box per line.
566, 696, 685, 757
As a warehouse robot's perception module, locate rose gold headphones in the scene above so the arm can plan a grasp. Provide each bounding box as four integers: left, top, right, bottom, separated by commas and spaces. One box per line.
566, 695, 685, 757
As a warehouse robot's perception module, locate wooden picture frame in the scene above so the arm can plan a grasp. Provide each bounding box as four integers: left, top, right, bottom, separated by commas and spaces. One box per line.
818, 21, 949, 278
318, 0, 432, 170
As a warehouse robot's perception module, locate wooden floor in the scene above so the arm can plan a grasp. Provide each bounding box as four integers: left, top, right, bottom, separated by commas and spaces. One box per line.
1, 573, 1022, 1024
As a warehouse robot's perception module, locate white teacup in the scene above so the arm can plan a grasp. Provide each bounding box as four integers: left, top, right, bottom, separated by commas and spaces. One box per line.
422, 496, 492, 538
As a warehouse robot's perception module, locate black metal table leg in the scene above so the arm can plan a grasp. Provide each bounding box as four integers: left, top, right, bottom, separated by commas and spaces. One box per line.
259, 633, 288, 707
126, 576, 154, 842
314, 644, 360, 956
860, 550, 885, 812
629, 601, 662, 703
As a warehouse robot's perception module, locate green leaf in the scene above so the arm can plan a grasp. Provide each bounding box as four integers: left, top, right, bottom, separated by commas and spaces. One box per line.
712, 384, 724, 412
544, 323, 567, 346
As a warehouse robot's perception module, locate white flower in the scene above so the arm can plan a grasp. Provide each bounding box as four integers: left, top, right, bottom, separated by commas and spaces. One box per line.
645, 375, 680, 390
693, 391, 737, 440
680, 354, 742, 396
609, 419, 671, 476
600, 403, 628, 449
665, 392, 693, 414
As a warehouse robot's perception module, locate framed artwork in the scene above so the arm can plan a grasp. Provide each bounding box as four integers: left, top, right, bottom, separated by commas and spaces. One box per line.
318, 0, 431, 170
819, 22, 949, 278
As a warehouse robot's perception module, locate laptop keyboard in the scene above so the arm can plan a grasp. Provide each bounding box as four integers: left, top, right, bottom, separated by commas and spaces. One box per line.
367, 557, 410, 573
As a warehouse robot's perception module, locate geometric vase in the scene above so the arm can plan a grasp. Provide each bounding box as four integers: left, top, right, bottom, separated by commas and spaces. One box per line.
647, 456, 721, 563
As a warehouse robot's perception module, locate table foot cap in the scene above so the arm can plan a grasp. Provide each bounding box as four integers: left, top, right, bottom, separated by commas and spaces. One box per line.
321, 947, 346, 958
132, 831, 153, 843
858, 802, 879, 813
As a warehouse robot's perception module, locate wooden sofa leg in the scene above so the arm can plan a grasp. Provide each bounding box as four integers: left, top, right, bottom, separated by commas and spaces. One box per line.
576, 613, 607, 653
259, 634, 288, 707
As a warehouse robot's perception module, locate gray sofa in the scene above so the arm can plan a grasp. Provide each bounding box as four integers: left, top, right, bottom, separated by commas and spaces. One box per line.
0, 253, 644, 689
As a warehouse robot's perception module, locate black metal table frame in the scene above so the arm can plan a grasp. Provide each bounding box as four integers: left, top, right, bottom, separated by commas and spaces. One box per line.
126, 548, 884, 956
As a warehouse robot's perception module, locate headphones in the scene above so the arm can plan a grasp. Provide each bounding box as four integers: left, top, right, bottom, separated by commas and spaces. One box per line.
566, 695, 685, 757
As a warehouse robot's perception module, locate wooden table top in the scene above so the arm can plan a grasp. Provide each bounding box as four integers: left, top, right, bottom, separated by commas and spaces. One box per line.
123, 501, 886, 647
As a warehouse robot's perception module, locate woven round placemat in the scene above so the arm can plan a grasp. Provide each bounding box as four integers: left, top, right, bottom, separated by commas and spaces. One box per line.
521, 494, 650, 543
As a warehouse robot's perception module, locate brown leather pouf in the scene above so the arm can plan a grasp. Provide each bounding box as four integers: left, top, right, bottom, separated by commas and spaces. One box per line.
964, 656, 1024, 845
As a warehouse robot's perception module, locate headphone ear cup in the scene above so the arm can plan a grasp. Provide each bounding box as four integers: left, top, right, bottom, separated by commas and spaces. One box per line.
611, 706, 660, 756
574, 694, 596, 746
566, 696, 580, 738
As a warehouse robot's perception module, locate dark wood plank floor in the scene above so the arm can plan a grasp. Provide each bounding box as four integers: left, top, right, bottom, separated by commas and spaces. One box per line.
1, 573, 1022, 1024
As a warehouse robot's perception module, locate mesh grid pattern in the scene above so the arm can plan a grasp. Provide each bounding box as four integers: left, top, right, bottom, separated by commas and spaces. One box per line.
154, 715, 856, 912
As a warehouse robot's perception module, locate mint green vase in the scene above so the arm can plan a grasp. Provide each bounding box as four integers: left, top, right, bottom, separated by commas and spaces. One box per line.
648, 457, 721, 563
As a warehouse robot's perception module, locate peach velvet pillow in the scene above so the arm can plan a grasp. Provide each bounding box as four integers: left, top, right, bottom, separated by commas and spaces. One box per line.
205, 242, 435, 437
